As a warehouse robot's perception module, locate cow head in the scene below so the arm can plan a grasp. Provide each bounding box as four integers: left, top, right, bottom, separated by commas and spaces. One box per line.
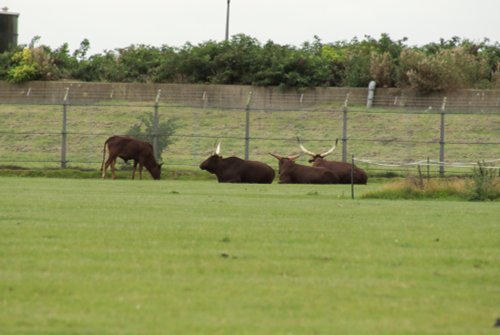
149, 162, 163, 180
200, 141, 222, 173
269, 153, 301, 174
297, 137, 338, 163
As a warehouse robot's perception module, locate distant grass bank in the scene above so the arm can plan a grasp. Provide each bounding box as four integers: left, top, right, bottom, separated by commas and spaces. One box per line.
0, 102, 498, 175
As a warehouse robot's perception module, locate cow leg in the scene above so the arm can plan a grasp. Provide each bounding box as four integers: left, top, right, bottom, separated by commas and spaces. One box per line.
279, 176, 292, 184
132, 160, 138, 180
102, 156, 115, 179
139, 162, 144, 180
111, 159, 117, 179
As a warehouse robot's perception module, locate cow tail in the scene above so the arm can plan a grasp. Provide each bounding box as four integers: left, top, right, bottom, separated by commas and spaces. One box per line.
101, 139, 108, 175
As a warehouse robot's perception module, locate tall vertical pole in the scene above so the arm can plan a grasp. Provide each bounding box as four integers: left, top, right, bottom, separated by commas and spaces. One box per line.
60, 88, 69, 169
244, 91, 252, 160
342, 94, 350, 162
153, 89, 161, 161
225, 0, 231, 41
439, 97, 447, 177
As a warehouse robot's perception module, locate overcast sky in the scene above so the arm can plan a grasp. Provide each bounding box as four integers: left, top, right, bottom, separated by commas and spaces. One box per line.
5, 0, 500, 54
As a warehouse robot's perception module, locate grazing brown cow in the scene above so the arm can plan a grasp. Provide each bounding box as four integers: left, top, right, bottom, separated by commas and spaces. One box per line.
269, 153, 338, 184
101, 136, 162, 180
297, 137, 368, 184
200, 142, 275, 183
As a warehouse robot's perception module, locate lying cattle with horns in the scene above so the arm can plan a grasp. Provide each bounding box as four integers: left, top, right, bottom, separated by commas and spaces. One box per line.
200, 142, 275, 183
269, 153, 339, 184
297, 137, 368, 184
101, 135, 162, 180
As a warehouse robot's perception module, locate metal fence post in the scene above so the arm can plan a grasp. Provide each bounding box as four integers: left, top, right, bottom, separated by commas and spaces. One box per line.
342, 94, 350, 162
153, 89, 161, 161
439, 97, 447, 177
244, 91, 253, 160
60, 88, 69, 169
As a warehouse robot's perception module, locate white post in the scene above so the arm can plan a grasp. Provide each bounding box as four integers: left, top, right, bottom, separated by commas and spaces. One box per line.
366, 80, 376, 108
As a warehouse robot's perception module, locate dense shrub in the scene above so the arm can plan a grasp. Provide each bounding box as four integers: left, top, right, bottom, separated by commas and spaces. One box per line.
126, 113, 178, 161
1, 34, 499, 92
468, 161, 499, 201
370, 52, 396, 87
7, 48, 40, 83
492, 63, 500, 89
398, 48, 491, 92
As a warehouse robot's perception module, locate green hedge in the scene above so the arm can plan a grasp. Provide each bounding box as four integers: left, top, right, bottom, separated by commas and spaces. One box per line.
1, 34, 499, 92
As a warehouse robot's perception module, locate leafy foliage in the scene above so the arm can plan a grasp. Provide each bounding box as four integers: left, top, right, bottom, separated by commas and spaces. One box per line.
0, 34, 499, 92
469, 161, 499, 201
7, 48, 39, 83
125, 113, 178, 161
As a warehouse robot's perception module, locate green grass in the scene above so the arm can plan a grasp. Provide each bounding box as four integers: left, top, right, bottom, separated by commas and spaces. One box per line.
1, 177, 499, 334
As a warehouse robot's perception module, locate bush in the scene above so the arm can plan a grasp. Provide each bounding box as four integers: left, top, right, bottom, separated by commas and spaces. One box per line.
3, 34, 500, 91
468, 161, 499, 201
126, 113, 178, 161
492, 63, 500, 89
399, 48, 490, 92
7, 48, 39, 83
370, 52, 396, 87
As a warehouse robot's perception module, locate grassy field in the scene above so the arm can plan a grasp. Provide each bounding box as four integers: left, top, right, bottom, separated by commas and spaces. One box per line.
0, 102, 498, 176
1, 177, 499, 334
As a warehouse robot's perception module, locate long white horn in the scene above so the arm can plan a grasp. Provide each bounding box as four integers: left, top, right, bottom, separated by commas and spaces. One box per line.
269, 153, 282, 160
287, 153, 302, 161
296, 136, 316, 156
320, 139, 338, 157
215, 141, 221, 155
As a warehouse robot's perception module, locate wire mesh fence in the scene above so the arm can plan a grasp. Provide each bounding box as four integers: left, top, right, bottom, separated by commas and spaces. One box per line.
0, 86, 499, 177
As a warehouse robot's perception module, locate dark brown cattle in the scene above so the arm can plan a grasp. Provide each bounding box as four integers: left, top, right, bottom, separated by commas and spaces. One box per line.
298, 138, 368, 184
269, 153, 338, 184
101, 136, 162, 180
200, 142, 275, 184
